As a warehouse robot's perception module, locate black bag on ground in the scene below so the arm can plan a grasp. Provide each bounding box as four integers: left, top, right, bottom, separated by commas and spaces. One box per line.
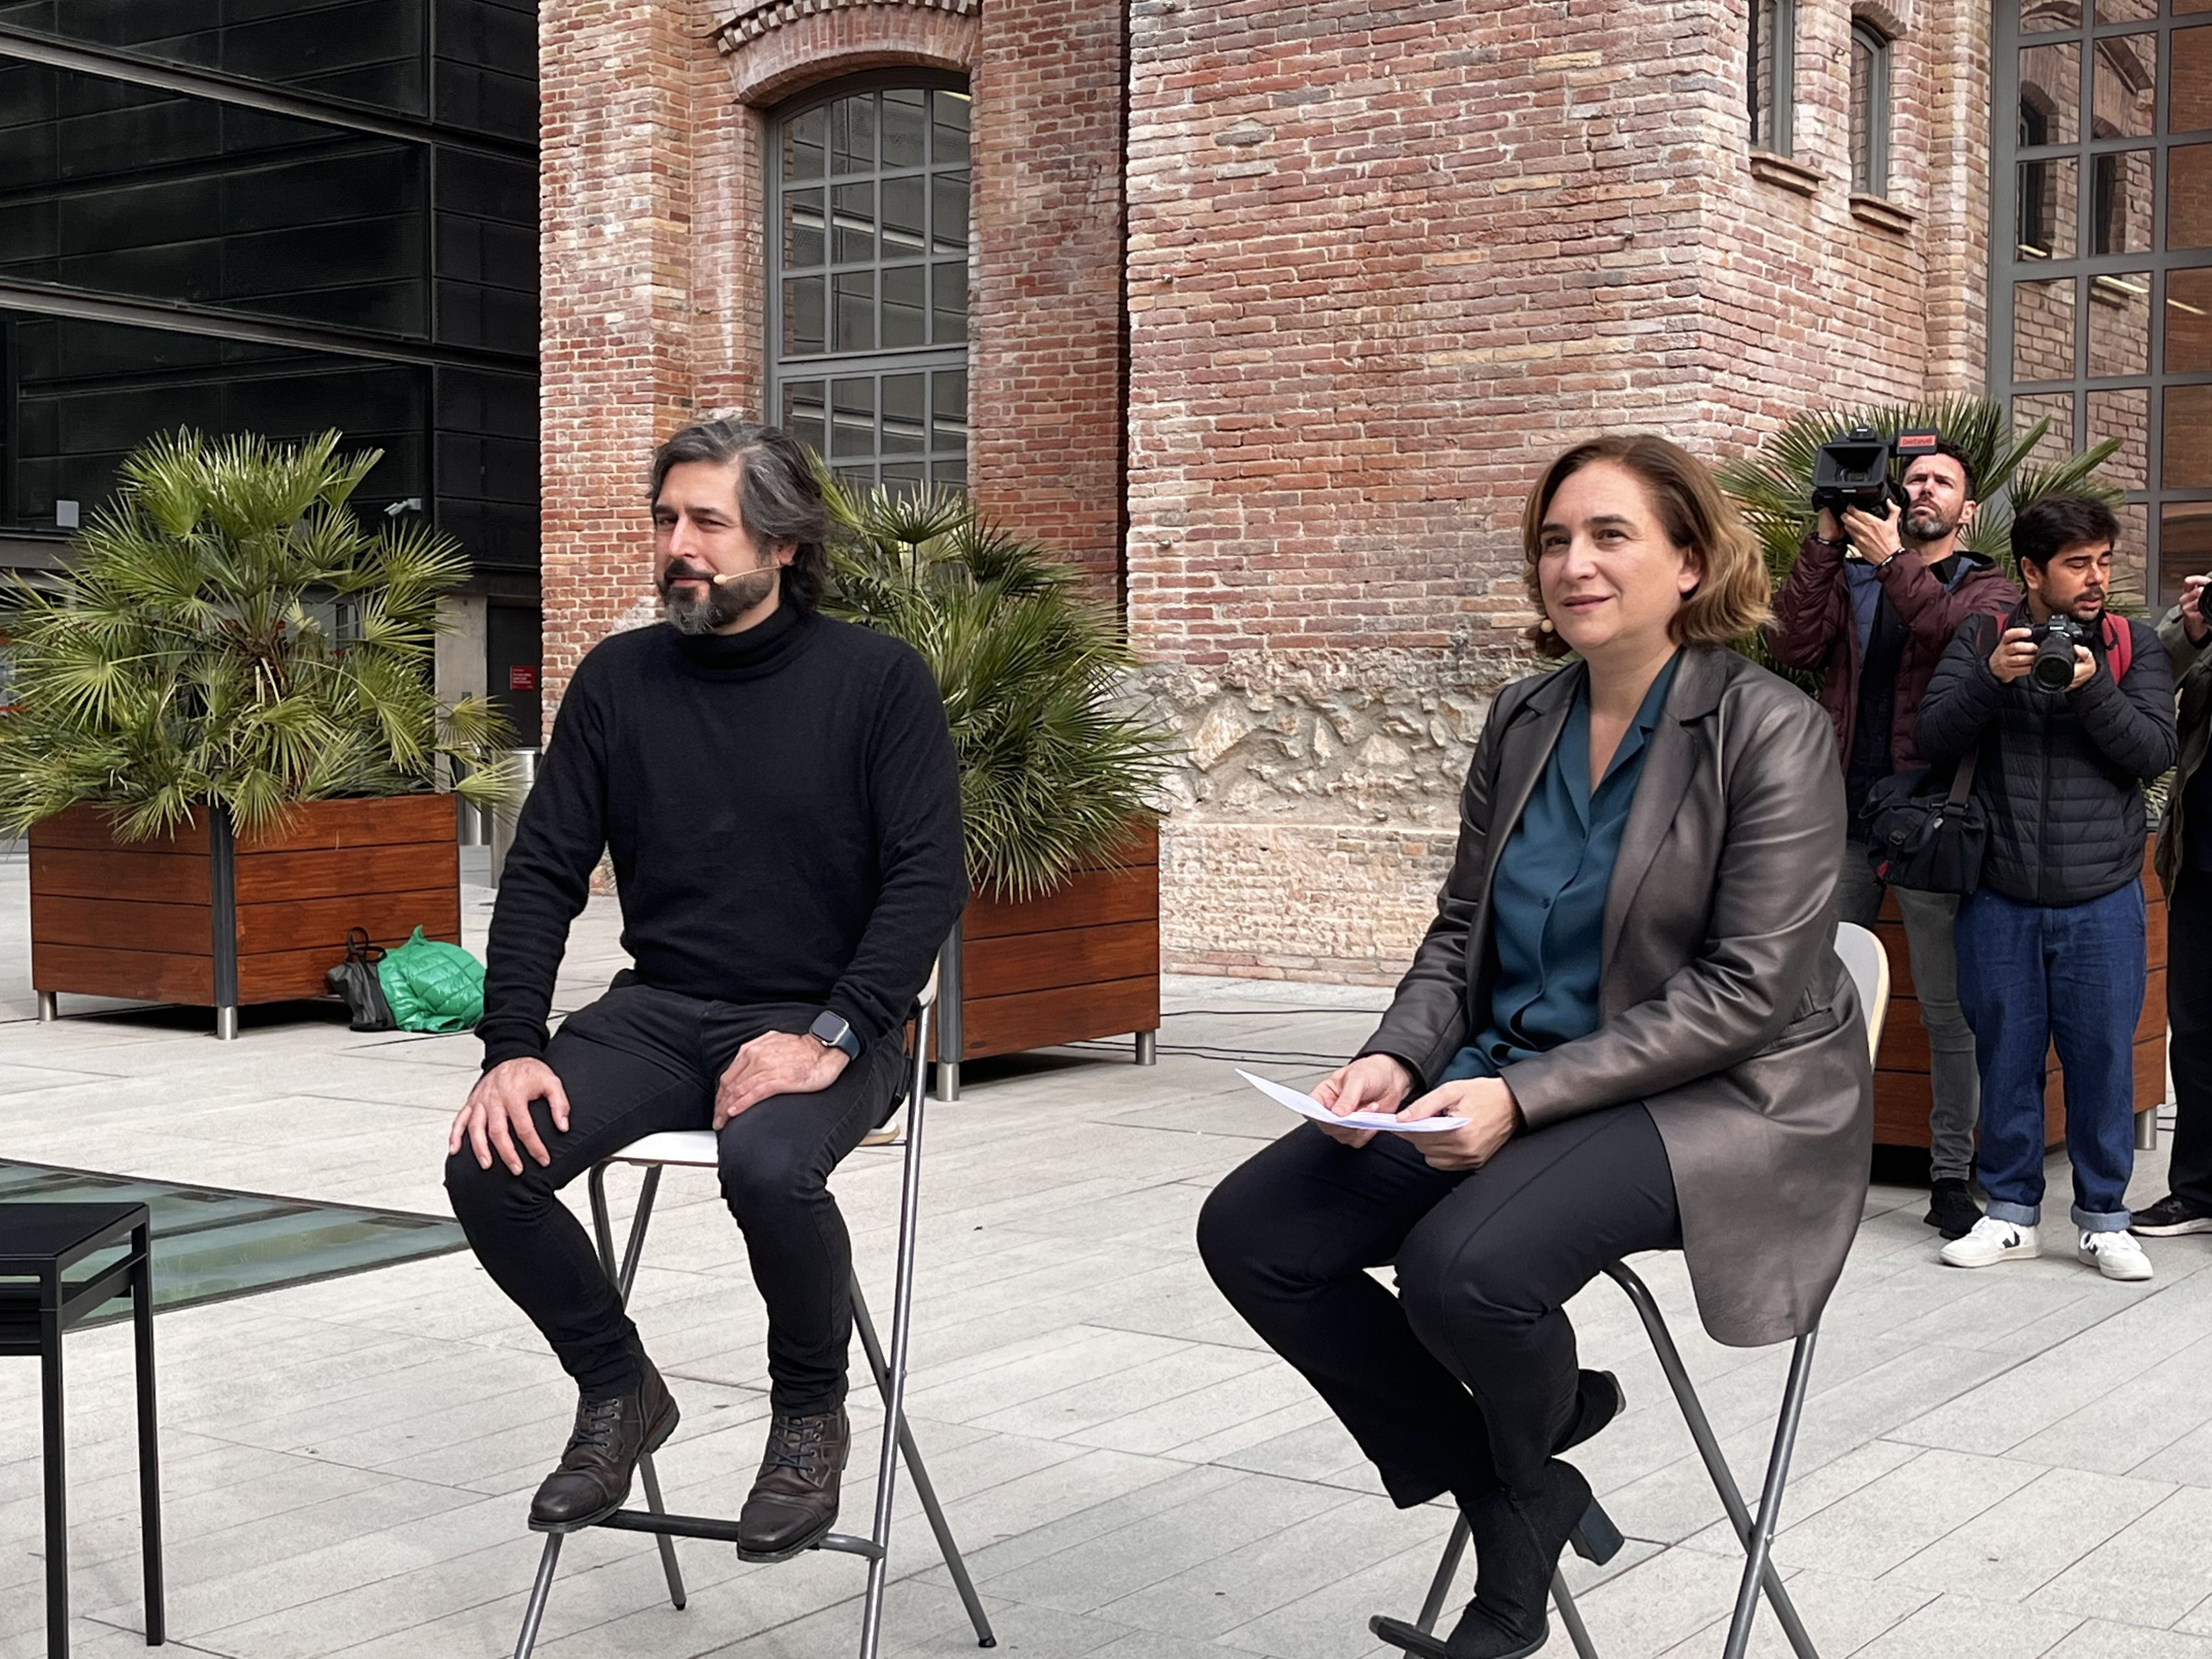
1864, 750, 1986, 895
325, 929, 396, 1032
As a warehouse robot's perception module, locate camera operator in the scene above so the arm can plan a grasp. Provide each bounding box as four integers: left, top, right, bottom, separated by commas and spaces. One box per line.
2130, 572, 2212, 1241
1767, 439, 2019, 1238
1917, 495, 2176, 1280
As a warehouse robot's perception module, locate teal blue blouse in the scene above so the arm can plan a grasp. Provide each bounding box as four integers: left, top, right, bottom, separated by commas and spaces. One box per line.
1436, 654, 1681, 1085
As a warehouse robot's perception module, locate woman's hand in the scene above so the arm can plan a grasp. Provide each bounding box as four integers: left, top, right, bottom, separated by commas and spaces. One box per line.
1397, 1076, 1522, 1171
1310, 1053, 1416, 1148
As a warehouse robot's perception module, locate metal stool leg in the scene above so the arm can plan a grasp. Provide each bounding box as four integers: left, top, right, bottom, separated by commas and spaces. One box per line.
131, 1225, 165, 1646
852, 1284, 995, 1646
588, 1165, 686, 1611
1606, 1266, 1819, 1659
1721, 1332, 1819, 1659
1550, 1572, 1600, 1659
859, 1005, 933, 1659
1413, 1515, 1469, 1634
513, 1533, 564, 1659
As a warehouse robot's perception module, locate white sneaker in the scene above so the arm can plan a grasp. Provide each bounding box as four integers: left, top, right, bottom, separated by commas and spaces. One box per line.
2078, 1229, 2154, 1282
1940, 1217, 2040, 1267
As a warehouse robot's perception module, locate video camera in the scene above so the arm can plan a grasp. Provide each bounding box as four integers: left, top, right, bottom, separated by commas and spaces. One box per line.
1811, 426, 1943, 519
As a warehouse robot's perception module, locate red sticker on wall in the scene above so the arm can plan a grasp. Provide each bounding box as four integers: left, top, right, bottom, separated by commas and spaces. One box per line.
509, 665, 539, 691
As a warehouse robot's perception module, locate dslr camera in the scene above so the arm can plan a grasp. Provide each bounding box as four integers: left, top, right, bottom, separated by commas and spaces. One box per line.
1811, 425, 1943, 519
2028, 616, 2089, 693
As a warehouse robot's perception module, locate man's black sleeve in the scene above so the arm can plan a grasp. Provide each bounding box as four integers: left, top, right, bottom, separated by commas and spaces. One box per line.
1916, 615, 2004, 763
825, 645, 968, 1046
2071, 619, 2178, 781
477, 662, 611, 1070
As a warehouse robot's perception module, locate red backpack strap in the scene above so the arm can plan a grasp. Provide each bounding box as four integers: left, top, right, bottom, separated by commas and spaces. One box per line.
2102, 614, 2133, 684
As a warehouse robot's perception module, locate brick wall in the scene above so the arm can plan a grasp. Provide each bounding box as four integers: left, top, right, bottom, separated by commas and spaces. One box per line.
971, 0, 1129, 592
540, 0, 705, 711
1124, 0, 1970, 978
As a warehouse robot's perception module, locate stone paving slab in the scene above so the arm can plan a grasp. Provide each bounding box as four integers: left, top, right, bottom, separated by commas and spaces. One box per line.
0, 857, 2203, 1658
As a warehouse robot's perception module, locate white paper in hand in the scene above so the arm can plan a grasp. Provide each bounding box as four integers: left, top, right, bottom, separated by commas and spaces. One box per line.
1235, 1069, 1468, 1134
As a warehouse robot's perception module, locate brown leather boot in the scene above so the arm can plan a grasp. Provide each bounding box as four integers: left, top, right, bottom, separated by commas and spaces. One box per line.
736, 1407, 848, 1558
528, 1360, 679, 1532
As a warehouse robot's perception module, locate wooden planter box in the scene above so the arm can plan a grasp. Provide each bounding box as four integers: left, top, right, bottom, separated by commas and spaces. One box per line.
1872, 836, 2167, 1149
30, 795, 461, 1039
930, 823, 1160, 1096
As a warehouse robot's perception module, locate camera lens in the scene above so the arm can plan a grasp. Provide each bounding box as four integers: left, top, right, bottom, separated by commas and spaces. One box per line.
2030, 630, 2079, 692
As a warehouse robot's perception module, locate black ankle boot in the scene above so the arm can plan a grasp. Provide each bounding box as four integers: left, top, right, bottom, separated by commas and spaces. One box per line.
1371, 1460, 1622, 1659
528, 1360, 680, 1532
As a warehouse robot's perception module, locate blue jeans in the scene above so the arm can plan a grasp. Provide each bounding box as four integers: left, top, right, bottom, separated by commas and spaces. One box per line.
1956, 881, 2146, 1232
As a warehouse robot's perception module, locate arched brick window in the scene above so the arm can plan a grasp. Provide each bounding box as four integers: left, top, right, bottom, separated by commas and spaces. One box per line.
768, 75, 972, 494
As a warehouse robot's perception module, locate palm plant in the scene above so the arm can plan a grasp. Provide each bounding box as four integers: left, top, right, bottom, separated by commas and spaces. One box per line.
821, 479, 1177, 901
1716, 394, 2127, 680
0, 429, 513, 842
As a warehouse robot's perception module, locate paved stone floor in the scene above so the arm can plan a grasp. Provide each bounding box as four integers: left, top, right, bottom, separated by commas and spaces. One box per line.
1, 856, 2208, 1658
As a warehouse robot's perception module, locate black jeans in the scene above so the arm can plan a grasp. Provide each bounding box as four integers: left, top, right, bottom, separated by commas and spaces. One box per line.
2169, 874, 2212, 1214
1197, 1104, 1679, 1504
445, 977, 905, 1413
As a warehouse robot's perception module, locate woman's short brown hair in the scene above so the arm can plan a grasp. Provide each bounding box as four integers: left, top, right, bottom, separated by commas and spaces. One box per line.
1520, 434, 1771, 660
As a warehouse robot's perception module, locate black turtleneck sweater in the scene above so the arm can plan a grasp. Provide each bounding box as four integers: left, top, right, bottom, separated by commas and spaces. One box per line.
478, 604, 967, 1070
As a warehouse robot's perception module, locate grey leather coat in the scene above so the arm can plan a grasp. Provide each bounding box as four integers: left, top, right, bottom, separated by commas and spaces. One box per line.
1362, 645, 1873, 1348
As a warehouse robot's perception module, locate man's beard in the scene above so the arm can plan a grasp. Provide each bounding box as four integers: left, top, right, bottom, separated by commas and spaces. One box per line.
1903, 503, 1960, 543
660, 562, 778, 634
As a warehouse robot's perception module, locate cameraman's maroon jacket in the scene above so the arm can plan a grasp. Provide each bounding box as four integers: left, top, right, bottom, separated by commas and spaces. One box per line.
1765, 531, 2021, 775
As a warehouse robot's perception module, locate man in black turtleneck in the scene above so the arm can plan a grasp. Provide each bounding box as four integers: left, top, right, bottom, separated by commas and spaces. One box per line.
444, 421, 964, 1557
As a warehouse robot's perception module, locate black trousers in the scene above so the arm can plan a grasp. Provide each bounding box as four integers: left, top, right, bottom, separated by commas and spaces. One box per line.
1197, 1103, 1679, 1505
2168, 875, 2212, 1214
444, 977, 905, 1413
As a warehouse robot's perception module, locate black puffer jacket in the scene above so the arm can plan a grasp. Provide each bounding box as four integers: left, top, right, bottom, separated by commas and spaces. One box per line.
1917, 604, 2177, 906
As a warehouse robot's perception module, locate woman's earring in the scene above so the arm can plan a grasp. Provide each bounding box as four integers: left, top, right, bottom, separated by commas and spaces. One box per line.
1538, 617, 1556, 633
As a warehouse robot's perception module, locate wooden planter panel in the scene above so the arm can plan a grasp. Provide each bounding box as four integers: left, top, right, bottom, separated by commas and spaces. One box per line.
936, 824, 1162, 1064
31, 797, 461, 1012
1870, 838, 2167, 1149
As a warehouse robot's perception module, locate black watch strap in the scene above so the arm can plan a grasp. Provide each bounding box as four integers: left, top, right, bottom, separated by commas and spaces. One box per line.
809, 1010, 862, 1060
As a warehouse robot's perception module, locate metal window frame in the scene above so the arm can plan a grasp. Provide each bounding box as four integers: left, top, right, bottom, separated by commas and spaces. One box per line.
765, 71, 973, 491
1990, 0, 2212, 604
1850, 19, 1892, 198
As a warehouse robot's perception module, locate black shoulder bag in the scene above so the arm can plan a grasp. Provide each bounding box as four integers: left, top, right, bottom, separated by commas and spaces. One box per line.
1864, 748, 1986, 894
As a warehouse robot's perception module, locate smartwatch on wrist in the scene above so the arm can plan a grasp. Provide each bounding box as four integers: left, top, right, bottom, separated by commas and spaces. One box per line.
808, 1010, 863, 1061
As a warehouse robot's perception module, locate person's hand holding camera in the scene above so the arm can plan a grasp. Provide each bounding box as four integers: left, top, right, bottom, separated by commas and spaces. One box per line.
1989, 626, 2039, 684
1839, 500, 1904, 566
2183, 573, 2210, 645
1309, 1053, 1415, 1149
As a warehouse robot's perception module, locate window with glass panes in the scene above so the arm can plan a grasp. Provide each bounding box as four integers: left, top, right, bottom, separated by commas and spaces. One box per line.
768, 79, 970, 495
1994, 0, 2212, 611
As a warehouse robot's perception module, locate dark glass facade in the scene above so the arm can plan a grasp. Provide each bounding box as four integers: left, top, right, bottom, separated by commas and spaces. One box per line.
0, 2, 538, 577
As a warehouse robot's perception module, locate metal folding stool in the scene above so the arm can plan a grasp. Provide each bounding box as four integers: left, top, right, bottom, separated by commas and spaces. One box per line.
511, 973, 997, 1659
1390, 925, 1890, 1659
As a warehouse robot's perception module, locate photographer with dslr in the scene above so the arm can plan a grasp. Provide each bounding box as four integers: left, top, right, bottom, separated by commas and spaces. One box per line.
1917, 495, 2176, 1280
1768, 431, 2018, 1238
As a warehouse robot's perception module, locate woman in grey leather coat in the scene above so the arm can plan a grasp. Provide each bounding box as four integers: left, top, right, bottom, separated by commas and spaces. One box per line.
1197, 435, 1872, 1659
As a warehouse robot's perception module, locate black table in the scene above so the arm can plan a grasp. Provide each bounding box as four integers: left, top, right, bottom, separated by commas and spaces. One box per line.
0, 1203, 165, 1656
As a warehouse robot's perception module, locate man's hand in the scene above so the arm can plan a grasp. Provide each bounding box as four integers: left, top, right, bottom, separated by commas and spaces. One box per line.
2183, 574, 2210, 646
1989, 625, 2038, 684
1309, 1053, 1415, 1149
716, 1030, 849, 1128
2065, 645, 2096, 692
450, 1057, 571, 1175
1839, 500, 1903, 567
1397, 1076, 1521, 1172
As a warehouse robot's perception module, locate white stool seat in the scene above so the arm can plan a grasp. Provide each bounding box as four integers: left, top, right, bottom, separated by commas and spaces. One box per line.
607, 1131, 719, 1168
